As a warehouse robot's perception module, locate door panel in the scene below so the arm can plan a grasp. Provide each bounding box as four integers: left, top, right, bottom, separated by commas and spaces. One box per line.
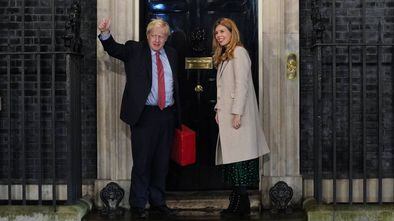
140, 0, 258, 190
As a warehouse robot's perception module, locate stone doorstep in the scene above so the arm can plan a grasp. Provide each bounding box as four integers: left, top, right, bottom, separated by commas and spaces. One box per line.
303, 198, 394, 221
0, 198, 91, 221
165, 190, 261, 216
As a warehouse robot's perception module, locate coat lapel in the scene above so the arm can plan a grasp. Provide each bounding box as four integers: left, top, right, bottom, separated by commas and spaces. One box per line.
165, 47, 177, 79
217, 60, 229, 79
145, 45, 152, 81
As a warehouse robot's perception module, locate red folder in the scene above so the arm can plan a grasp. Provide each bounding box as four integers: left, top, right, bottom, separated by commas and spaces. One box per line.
171, 124, 196, 166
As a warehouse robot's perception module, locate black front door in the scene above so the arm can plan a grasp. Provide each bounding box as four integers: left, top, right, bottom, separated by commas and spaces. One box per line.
140, 0, 259, 190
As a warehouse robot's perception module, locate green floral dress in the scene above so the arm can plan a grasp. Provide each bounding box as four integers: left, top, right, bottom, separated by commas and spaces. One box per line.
222, 158, 259, 187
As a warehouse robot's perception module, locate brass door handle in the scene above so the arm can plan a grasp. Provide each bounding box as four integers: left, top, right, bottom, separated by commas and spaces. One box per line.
195, 84, 204, 93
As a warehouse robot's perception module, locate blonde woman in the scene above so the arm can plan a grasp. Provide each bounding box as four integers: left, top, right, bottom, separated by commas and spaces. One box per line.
212, 18, 270, 217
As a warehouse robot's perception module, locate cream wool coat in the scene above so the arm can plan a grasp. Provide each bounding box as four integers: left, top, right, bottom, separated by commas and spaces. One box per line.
215, 46, 270, 165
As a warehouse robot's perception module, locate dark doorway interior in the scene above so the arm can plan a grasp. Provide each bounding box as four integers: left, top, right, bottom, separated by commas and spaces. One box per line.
140, 0, 259, 190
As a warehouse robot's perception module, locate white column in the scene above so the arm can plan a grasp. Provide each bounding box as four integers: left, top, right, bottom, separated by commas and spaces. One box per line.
96, 0, 139, 208
259, 0, 302, 208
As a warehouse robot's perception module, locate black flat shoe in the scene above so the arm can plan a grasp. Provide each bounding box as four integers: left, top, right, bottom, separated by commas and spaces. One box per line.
150, 205, 177, 217
130, 207, 147, 219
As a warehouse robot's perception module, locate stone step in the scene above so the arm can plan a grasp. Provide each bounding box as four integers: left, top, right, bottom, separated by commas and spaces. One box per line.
0, 199, 91, 221
304, 198, 394, 221
165, 190, 261, 216
85, 209, 307, 221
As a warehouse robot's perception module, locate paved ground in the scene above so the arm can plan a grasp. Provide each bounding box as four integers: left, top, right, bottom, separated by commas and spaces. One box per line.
84, 209, 307, 221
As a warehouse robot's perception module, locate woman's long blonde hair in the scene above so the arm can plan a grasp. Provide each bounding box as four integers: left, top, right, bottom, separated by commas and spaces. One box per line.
212, 18, 243, 67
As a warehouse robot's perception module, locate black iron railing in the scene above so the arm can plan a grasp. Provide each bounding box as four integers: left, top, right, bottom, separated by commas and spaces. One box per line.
0, 0, 82, 207
311, 0, 394, 204
0, 51, 82, 206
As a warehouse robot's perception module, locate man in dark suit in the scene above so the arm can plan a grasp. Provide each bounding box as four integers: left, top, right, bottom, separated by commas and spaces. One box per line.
98, 18, 180, 219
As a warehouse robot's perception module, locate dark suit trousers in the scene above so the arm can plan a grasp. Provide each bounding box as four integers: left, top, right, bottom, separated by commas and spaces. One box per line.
129, 105, 175, 208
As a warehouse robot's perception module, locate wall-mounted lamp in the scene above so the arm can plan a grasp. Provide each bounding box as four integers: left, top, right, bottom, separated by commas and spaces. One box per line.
286, 53, 297, 80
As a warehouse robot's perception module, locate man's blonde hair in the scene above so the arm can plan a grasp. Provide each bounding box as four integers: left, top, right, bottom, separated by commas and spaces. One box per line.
146, 18, 170, 36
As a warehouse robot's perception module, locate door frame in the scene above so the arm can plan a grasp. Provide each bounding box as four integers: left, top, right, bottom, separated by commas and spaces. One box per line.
96, 0, 302, 208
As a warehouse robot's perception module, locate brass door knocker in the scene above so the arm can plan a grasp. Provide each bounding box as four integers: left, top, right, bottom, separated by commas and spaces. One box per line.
286, 53, 297, 80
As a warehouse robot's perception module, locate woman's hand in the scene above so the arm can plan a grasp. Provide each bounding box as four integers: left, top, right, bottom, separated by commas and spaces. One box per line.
98, 17, 111, 34
232, 114, 241, 129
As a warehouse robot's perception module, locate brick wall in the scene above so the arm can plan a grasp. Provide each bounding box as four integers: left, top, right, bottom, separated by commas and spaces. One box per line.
300, 0, 394, 178
0, 0, 97, 182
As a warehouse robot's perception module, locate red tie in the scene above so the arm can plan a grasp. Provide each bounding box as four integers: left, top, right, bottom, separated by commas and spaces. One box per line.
156, 52, 166, 110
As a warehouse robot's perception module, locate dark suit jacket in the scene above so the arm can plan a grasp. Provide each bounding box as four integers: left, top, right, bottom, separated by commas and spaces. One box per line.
99, 35, 181, 127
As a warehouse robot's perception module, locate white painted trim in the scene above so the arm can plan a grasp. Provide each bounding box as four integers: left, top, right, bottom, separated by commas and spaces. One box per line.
258, 0, 264, 191
303, 178, 394, 203
0, 184, 94, 201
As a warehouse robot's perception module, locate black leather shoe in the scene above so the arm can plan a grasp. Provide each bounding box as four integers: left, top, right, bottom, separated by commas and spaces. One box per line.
150, 205, 177, 217
130, 207, 147, 219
